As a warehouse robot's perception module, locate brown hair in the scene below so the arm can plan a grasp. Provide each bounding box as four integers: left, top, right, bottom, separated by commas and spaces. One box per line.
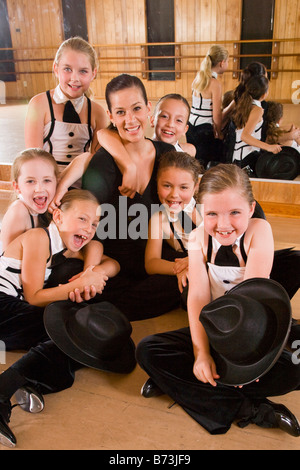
198, 163, 254, 207
233, 75, 269, 129
154, 94, 191, 124
234, 61, 267, 103
157, 150, 203, 185
12, 148, 59, 182
105, 74, 148, 113
265, 101, 290, 144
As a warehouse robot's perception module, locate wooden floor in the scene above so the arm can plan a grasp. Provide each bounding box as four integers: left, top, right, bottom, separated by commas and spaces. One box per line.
0, 102, 299, 451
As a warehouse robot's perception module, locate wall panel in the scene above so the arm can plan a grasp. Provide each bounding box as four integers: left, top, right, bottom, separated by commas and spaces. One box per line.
5, 0, 63, 100
1, 0, 299, 102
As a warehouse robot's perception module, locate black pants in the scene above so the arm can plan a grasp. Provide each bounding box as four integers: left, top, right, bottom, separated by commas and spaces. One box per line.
186, 123, 223, 166
136, 327, 300, 435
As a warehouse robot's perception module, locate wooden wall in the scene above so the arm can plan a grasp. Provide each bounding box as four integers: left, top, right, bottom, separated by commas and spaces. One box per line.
2, 0, 300, 102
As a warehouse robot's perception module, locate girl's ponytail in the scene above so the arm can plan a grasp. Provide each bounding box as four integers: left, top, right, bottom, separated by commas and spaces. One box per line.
192, 45, 228, 96
233, 75, 269, 129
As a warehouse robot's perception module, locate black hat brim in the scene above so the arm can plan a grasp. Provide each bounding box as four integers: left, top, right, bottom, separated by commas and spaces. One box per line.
44, 301, 136, 374
203, 278, 292, 386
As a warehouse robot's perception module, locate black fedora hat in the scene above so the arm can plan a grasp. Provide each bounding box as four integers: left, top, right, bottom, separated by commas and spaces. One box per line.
44, 301, 136, 374
255, 146, 300, 180
200, 278, 292, 386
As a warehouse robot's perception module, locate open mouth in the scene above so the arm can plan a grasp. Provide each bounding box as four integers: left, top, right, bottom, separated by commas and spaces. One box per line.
68, 84, 81, 91
33, 196, 48, 211
73, 234, 88, 249
125, 125, 140, 134
166, 200, 182, 210
162, 129, 175, 137
216, 230, 235, 240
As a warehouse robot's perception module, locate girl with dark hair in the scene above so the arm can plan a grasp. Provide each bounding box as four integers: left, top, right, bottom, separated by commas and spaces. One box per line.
231, 75, 281, 170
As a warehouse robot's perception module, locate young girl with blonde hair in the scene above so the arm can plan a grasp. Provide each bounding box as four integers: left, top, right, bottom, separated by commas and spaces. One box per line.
137, 163, 300, 437
25, 37, 107, 169
0, 189, 120, 447
186, 45, 229, 165
0, 149, 58, 251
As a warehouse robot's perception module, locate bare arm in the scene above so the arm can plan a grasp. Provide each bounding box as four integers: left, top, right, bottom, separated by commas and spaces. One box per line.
187, 228, 219, 386
49, 152, 93, 210
21, 230, 111, 307
90, 102, 108, 154
24, 94, 47, 149
97, 128, 138, 198
243, 218, 274, 280
211, 80, 223, 138
0, 201, 31, 251
145, 214, 175, 275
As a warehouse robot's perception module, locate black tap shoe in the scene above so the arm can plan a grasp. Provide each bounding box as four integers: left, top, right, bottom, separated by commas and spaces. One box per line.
0, 396, 16, 448
141, 378, 164, 398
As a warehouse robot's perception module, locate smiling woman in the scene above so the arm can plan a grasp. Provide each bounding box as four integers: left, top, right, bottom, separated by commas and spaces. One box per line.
77, 74, 186, 320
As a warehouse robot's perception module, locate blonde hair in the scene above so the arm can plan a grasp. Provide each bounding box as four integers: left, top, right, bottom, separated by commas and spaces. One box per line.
12, 148, 59, 182
60, 189, 99, 212
192, 45, 228, 95
198, 164, 254, 207
54, 36, 98, 98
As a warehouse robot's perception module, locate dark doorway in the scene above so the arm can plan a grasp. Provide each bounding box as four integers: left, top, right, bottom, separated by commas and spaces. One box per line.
241, 0, 275, 74
61, 0, 88, 41
146, 0, 175, 81
0, 0, 16, 82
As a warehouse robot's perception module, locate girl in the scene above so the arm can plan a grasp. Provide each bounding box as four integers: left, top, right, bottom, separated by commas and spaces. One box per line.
232, 75, 282, 170
0, 188, 118, 347
222, 62, 269, 162
0, 189, 120, 447
24, 37, 107, 169
52, 74, 185, 321
0, 149, 58, 251
186, 45, 229, 165
137, 164, 300, 436
150, 94, 196, 156
145, 150, 202, 294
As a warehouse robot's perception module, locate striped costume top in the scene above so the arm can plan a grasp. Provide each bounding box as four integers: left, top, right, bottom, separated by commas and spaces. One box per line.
0, 223, 64, 300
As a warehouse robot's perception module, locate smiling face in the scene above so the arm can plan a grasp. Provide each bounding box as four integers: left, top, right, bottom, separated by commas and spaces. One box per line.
157, 166, 197, 215
201, 188, 255, 245
152, 98, 189, 145
53, 48, 96, 100
108, 86, 151, 144
53, 200, 100, 252
13, 158, 57, 214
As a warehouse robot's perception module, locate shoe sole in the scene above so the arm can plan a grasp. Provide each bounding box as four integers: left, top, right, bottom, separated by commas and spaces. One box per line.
0, 433, 16, 448
14, 389, 44, 413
